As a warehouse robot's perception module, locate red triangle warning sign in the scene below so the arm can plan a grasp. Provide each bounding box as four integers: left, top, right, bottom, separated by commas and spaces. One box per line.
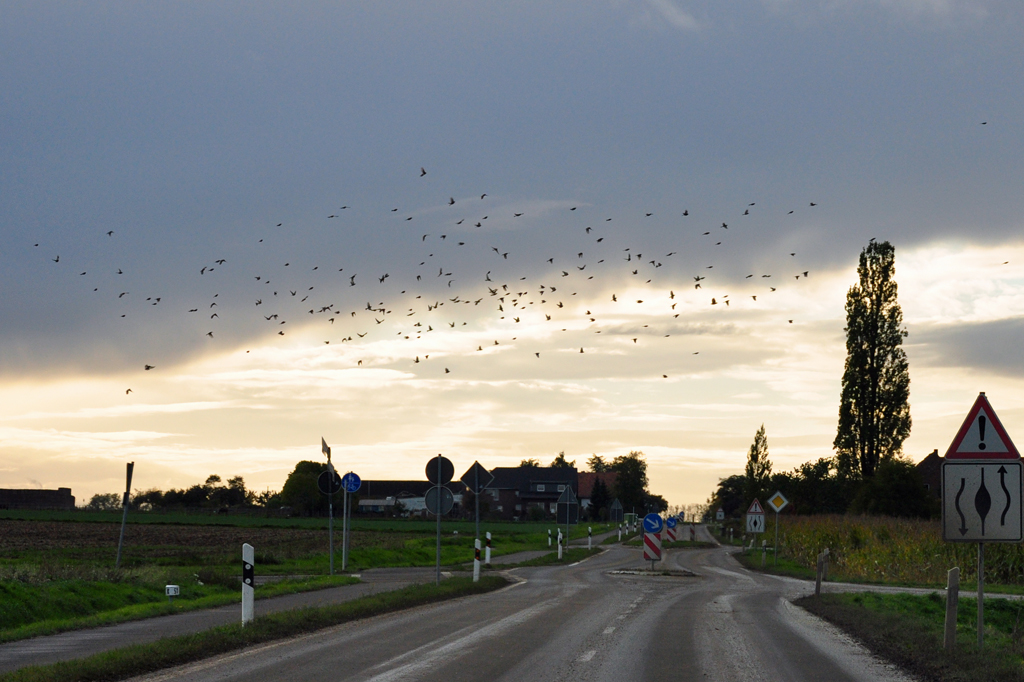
747, 499, 765, 514
945, 393, 1020, 460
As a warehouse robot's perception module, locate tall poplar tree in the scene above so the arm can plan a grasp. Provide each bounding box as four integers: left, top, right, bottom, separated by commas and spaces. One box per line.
834, 240, 911, 479
744, 424, 772, 504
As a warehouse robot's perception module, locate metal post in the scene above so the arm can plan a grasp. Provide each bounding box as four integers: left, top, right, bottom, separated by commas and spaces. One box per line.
978, 542, 984, 649
115, 462, 134, 570
773, 510, 780, 566
945, 566, 960, 652
436, 458, 442, 586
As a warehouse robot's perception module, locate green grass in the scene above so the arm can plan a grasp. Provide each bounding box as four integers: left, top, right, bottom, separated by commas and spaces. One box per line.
797, 591, 1024, 681
0, 576, 359, 644
734, 548, 818, 580
0, 576, 509, 682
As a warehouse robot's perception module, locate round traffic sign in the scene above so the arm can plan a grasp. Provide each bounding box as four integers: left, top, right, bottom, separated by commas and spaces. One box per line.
426, 455, 454, 485
425, 485, 454, 515
666, 517, 677, 529
341, 472, 361, 493
317, 470, 342, 495
642, 513, 664, 533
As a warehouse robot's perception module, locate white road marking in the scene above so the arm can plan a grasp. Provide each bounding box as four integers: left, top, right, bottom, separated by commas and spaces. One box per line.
362, 599, 559, 682
603, 626, 615, 635
578, 650, 596, 662
616, 614, 626, 619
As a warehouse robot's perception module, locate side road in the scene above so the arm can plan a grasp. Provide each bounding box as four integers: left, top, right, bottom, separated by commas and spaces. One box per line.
0, 549, 558, 674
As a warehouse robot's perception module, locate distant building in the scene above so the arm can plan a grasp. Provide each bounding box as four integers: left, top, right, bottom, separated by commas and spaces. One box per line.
577, 472, 617, 509
0, 488, 75, 510
916, 449, 942, 500
355, 480, 465, 516
483, 466, 578, 521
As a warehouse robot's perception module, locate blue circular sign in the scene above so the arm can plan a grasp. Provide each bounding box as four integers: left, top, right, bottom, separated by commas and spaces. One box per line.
666, 517, 677, 529
341, 472, 361, 493
642, 513, 664, 533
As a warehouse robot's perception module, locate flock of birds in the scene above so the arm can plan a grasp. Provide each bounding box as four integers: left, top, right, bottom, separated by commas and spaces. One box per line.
31, 167, 822, 394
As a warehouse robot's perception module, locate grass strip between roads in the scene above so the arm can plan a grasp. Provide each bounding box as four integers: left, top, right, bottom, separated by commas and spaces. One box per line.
796, 591, 1024, 682
0, 576, 360, 645
0, 576, 509, 682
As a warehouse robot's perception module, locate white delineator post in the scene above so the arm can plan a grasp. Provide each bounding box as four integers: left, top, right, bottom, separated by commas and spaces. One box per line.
945, 566, 960, 652
548, 529, 552, 547
242, 543, 255, 626
618, 524, 622, 542
557, 530, 563, 560
485, 532, 492, 566
473, 539, 481, 582
588, 527, 592, 550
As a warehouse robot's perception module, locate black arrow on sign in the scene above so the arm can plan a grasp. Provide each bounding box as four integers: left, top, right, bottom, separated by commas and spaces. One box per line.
976, 469, 992, 536
955, 478, 968, 536
999, 465, 1011, 526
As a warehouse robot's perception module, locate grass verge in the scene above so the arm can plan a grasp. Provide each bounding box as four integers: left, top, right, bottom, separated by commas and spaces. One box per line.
0, 576, 509, 682
733, 548, 817, 580
0, 576, 358, 645
796, 591, 1024, 682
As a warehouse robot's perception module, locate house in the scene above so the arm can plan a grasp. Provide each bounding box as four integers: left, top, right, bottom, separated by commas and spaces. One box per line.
915, 449, 941, 500
482, 466, 578, 520
577, 472, 617, 509
354, 480, 465, 517
0, 488, 75, 510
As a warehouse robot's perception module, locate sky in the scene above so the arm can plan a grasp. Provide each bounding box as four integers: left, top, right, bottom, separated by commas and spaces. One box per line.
2, 1, 1023, 508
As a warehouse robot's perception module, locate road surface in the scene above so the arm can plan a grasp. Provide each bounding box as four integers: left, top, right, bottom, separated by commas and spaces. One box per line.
130, 527, 913, 682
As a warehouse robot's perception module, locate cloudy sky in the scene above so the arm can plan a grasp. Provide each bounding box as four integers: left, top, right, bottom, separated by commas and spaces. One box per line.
2, 1, 1023, 507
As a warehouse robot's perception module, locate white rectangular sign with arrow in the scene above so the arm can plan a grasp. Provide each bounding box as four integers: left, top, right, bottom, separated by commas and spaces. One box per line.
942, 460, 1023, 542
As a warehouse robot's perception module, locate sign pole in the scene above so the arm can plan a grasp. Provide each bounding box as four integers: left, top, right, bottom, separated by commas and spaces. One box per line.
773, 509, 779, 566
115, 461, 134, 570
328, 460, 334, 576
475, 466, 480, 547
436, 456, 442, 586
978, 542, 984, 649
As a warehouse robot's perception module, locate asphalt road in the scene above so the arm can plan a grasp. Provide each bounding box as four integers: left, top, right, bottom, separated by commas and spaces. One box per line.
130, 527, 914, 682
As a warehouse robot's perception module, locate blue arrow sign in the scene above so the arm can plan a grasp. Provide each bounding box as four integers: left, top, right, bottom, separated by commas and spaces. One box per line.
666, 517, 677, 529
341, 472, 361, 493
643, 513, 663, 533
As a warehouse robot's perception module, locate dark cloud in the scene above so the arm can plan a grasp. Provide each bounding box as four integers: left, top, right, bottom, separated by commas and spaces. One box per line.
910, 317, 1024, 377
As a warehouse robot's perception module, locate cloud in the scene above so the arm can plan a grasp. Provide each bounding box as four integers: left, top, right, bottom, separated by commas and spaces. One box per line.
911, 317, 1024, 377
645, 0, 702, 30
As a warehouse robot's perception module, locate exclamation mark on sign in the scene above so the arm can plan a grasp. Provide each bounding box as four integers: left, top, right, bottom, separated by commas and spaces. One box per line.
979, 416, 987, 451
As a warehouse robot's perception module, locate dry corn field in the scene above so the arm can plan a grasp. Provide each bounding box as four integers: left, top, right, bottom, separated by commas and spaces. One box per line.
769, 515, 1024, 586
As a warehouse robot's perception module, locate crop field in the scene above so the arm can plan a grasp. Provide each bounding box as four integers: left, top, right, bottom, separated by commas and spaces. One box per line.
0, 514, 609, 641
756, 515, 1024, 587
0, 516, 612, 575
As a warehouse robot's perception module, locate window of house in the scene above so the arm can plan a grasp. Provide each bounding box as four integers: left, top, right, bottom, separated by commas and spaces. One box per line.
536, 484, 546, 492
558, 485, 566, 492
549, 503, 556, 512
515, 504, 522, 511
490, 490, 499, 500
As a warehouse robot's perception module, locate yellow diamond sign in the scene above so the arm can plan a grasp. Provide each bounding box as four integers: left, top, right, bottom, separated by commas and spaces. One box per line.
767, 491, 789, 513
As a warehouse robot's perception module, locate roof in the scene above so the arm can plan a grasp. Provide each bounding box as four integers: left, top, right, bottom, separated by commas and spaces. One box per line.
486, 466, 578, 495
578, 472, 617, 498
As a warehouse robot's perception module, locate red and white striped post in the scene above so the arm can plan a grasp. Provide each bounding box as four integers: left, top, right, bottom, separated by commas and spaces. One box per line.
643, 532, 662, 569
